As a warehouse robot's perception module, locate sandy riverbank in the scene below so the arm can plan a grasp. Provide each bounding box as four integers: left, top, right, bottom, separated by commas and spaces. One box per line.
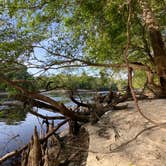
84, 99, 166, 166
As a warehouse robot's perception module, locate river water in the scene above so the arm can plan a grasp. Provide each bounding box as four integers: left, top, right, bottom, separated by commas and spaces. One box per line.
0, 91, 103, 157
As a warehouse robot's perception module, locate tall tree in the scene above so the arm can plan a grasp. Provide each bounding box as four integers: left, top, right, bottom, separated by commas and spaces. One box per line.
138, 0, 166, 96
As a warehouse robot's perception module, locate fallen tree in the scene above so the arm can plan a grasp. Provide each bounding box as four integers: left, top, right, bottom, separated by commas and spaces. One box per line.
0, 73, 130, 164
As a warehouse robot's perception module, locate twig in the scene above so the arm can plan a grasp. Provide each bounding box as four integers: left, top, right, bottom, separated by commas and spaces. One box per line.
29, 110, 66, 120
110, 123, 166, 152
40, 119, 69, 143
0, 144, 28, 164
0, 134, 20, 156
69, 91, 89, 108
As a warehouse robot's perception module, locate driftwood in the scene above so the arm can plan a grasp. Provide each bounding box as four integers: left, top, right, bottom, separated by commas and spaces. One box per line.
67, 90, 129, 128
0, 88, 129, 165
0, 75, 129, 124
0, 74, 131, 165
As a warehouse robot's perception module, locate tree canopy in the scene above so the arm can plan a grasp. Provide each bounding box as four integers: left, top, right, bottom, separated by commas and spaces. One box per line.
0, 0, 165, 95
0, 0, 166, 164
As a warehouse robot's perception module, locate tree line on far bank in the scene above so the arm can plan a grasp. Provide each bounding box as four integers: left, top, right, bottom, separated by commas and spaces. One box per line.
0, 65, 149, 93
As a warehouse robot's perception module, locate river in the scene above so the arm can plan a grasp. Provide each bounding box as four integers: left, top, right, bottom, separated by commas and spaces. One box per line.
0, 91, 105, 158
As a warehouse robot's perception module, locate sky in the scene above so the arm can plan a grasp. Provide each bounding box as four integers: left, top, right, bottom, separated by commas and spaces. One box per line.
27, 46, 100, 77
27, 46, 127, 81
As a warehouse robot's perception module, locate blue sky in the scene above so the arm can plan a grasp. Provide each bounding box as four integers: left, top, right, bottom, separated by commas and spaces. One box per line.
27, 47, 127, 81
27, 46, 100, 77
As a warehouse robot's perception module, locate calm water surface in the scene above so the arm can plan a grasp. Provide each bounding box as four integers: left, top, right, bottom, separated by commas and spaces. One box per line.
0, 91, 100, 157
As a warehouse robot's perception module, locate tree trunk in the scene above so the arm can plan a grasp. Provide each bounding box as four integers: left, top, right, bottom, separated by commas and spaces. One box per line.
145, 70, 161, 96
126, 67, 133, 97
139, 0, 166, 97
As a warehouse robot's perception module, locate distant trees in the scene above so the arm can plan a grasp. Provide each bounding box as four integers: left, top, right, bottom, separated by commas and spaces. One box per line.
0, 65, 35, 92
1, 0, 165, 96
0, 1, 166, 164
36, 72, 114, 91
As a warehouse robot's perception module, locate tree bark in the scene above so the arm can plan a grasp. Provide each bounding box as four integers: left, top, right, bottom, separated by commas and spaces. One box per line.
139, 0, 166, 96
144, 70, 161, 96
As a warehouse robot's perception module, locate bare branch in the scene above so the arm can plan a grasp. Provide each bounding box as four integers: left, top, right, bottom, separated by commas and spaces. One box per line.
69, 91, 89, 108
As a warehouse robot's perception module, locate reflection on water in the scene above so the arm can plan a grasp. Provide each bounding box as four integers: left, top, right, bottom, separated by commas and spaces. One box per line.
0, 108, 65, 157
0, 94, 71, 157
0, 107, 27, 125
0, 91, 107, 157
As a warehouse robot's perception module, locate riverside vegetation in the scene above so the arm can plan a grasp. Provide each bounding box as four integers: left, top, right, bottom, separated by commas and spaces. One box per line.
0, 0, 165, 165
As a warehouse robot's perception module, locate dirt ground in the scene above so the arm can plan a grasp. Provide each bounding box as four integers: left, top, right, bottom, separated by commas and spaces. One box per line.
59, 127, 89, 166
84, 99, 166, 166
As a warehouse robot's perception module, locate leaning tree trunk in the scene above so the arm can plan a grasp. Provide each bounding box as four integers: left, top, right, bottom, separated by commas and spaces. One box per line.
139, 0, 166, 97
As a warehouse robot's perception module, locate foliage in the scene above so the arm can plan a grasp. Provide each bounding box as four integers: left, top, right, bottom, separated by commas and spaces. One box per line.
132, 70, 147, 88
37, 73, 105, 90
36, 71, 125, 91
0, 0, 165, 92
64, 0, 166, 65
0, 107, 27, 125
0, 64, 36, 93
35, 68, 149, 92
